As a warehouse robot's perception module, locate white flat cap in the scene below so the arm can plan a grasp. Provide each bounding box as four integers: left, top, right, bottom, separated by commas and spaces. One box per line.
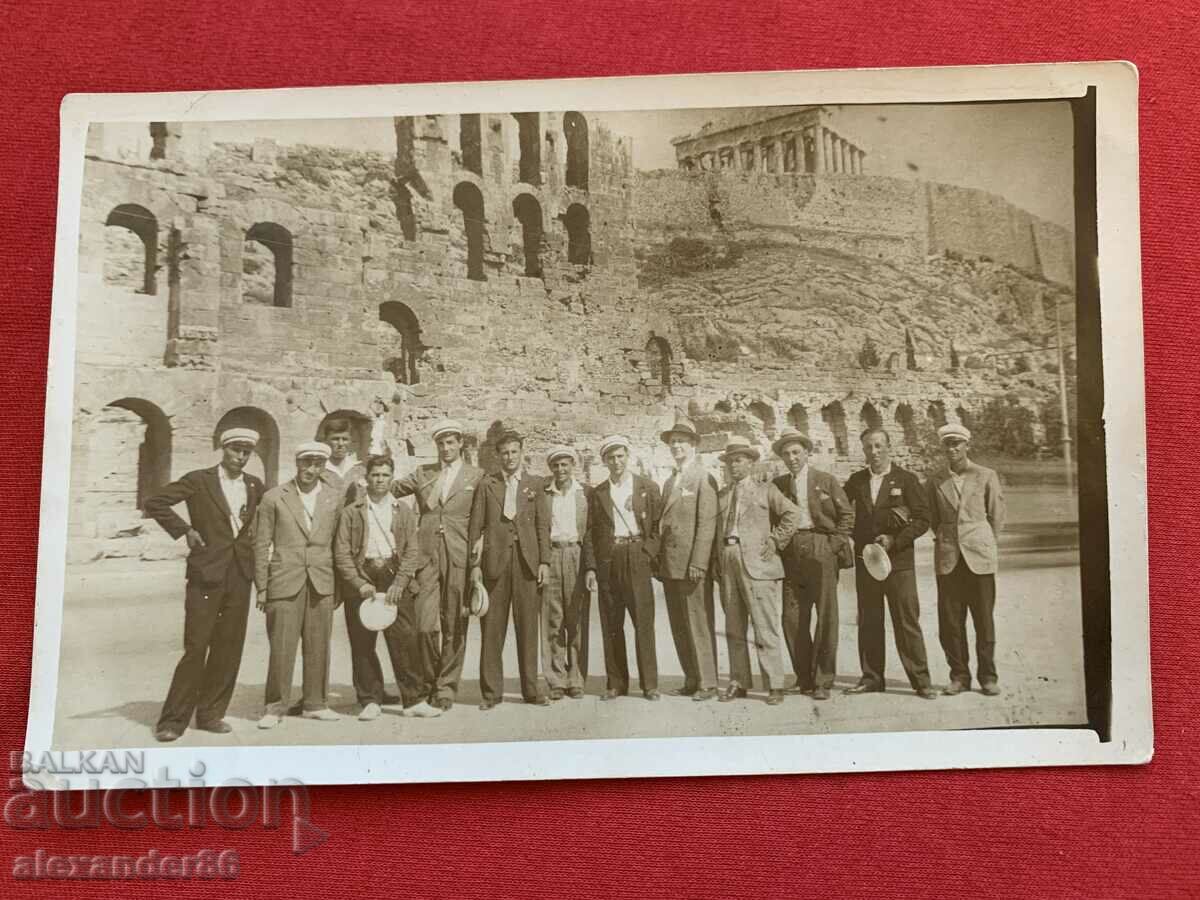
430, 419, 464, 442
295, 440, 332, 460
220, 427, 260, 448
598, 435, 631, 459
546, 446, 576, 466
938, 423, 972, 444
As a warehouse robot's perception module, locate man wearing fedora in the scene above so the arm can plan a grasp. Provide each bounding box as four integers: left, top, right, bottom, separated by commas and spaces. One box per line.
334, 454, 439, 721
927, 423, 1006, 696
843, 428, 938, 699
254, 441, 344, 728
656, 413, 720, 701
539, 446, 591, 700
144, 427, 264, 742
770, 427, 854, 701
391, 419, 483, 711
713, 438, 800, 706
469, 430, 550, 709
582, 435, 662, 701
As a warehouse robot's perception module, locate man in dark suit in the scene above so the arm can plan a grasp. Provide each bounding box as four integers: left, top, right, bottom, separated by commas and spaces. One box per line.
144, 428, 264, 742
582, 435, 662, 701
656, 413, 720, 701
771, 427, 854, 700
391, 419, 484, 711
843, 427, 938, 699
254, 441, 344, 728
469, 430, 550, 709
539, 446, 591, 700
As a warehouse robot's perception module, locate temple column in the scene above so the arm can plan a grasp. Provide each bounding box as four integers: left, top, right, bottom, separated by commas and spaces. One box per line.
840, 140, 849, 174
813, 127, 825, 173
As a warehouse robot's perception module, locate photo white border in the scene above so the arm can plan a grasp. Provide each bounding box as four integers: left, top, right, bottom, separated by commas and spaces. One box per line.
28, 61, 1149, 789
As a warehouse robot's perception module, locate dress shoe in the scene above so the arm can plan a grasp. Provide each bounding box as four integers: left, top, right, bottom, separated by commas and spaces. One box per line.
549, 689, 564, 701
600, 689, 623, 701
154, 727, 182, 742
358, 702, 382, 721
479, 698, 499, 711
287, 702, 304, 716
566, 687, 584, 699
718, 684, 748, 702
916, 687, 940, 700
766, 690, 785, 706
843, 682, 882, 695
382, 692, 401, 705
942, 681, 970, 696
196, 720, 232, 734
256, 713, 282, 730
785, 683, 813, 695
434, 697, 453, 712
811, 687, 830, 701
980, 682, 1001, 696
643, 689, 662, 701
528, 696, 550, 706
302, 708, 341, 721
670, 686, 698, 697
692, 688, 718, 702
402, 701, 442, 718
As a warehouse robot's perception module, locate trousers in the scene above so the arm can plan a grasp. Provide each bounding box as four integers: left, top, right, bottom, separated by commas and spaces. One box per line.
854, 562, 932, 691
719, 546, 786, 691
781, 533, 840, 691
263, 578, 334, 716
596, 540, 658, 694
424, 534, 468, 702
663, 576, 717, 691
479, 536, 542, 704
937, 557, 998, 687
541, 542, 590, 691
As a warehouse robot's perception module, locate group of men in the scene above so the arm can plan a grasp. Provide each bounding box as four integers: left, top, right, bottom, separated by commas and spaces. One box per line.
144, 411, 1005, 743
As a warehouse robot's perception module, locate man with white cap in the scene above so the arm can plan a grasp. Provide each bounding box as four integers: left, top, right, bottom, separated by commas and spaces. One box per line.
254, 441, 343, 728
712, 438, 800, 705
391, 418, 483, 711
655, 413, 720, 701
144, 427, 264, 742
539, 446, 591, 699
582, 435, 663, 701
770, 427, 854, 701
927, 423, 1006, 696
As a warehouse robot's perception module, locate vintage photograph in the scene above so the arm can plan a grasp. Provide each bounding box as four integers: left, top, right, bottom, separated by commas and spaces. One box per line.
29, 65, 1148, 785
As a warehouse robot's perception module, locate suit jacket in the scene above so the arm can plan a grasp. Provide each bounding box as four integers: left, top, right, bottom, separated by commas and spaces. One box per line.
927, 462, 1006, 575
657, 460, 719, 579
712, 478, 800, 581
144, 465, 264, 586
582, 474, 661, 571
539, 478, 589, 548
392, 461, 484, 568
333, 493, 422, 595
253, 479, 341, 599
771, 466, 854, 570
844, 464, 930, 572
468, 469, 549, 579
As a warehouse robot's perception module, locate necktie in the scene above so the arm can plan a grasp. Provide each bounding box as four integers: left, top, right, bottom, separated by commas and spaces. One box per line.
725, 483, 740, 536
793, 472, 802, 503
503, 475, 518, 520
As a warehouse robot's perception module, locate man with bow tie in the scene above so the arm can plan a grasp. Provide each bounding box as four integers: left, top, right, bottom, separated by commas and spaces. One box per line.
469, 430, 550, 709
771, 427, 854, 701
843, 427, 937, 699
655, 414, 720, 701
144, 428, 264, 742
582, 435, 663, 701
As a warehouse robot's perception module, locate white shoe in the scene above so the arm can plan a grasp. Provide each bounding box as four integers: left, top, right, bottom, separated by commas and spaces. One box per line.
358, 702, 382, 721
257, 713, 282, 730
403, 701, 442, 719
302, 708, 341, 722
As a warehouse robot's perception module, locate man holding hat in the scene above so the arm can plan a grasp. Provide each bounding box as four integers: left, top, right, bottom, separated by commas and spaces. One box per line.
713, 438, 800, 705
843, 428, 938, 699
391, 418, 483, 710
254, 441, 344, 728
770, 427, 854, 701
144, 427, 264, 742
539, 446, 591, 700
656, 413, 720, 701
582, 435, 663, 701
334, 454, 437, 721
927, 423, 1006, 696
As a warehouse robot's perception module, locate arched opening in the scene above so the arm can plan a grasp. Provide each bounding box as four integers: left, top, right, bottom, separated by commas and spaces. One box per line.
563, 111, 589, 190
318, 410, 373, 463
927, 400, 947, 430
563, 203, 591, 266
242, 222, 293, 308
821, 401, 849, 457
512, 194, 544, 277
460, 114, 482, 176
860, 401, 884, 432
213, 407, 280, 488
787, 403, 810, 433
100, 398, 172, 514
104, 204, 158, 295
895, 403, 919, 447
452, 182, 487, 282
512, 113, 541, 186
645, 335, 672, 394
747, 401, 776, 437
379, 301, 424, 385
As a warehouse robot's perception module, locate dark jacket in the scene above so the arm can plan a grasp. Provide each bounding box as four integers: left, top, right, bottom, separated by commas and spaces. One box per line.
467, 469, 549, 580
143, 465, 264, 586
583, 474, 661, 572
843, 464, 930, 572
771, 466, 854, 571
333, 493, 422, 594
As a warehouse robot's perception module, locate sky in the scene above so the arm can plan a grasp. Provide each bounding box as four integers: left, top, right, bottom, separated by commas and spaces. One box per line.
100, 100, 1074, 228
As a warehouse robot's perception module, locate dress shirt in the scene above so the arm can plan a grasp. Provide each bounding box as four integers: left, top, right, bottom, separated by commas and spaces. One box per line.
609, 473, 639, 537
437, 457, 463, 503
326, 454, 359, 480
502, 469, 522, 520
297, 480, 322, 529
218, 466, 248, 535
869, 464, 893, 504
950, 468, 966, 499
724, 480, 743, 538
365, 495, 395, 559
790, 465, 814, 529
549, 480, 580, 543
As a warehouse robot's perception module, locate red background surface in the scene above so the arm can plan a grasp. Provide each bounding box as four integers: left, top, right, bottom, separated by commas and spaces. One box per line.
0, 2, 1194, 896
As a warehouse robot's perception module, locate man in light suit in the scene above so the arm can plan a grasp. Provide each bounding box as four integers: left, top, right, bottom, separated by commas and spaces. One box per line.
927, 423, 1007, 696
583, 435, 662, 701
771, 427, 854, 701
469, 430, 550, 709
539, 447, 591, 700
254, 441, 344, 728
713, 438, 801, 706
391, 419, 484, 711
656, 413, 720, 702
144, 427, 264, 742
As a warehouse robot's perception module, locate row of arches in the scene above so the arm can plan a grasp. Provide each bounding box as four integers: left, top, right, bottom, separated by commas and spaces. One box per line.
458, 111, 589, 190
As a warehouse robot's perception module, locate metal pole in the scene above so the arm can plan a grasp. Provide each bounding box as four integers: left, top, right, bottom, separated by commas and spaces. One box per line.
1053, 292, 1074, 494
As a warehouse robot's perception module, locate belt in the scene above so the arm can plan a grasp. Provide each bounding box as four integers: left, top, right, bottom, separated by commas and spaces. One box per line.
613, 536, 642, 545
723, 537, 740, 545
551, 540, 580, 549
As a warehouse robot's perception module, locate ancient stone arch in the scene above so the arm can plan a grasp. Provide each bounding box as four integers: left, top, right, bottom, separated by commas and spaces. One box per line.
512, 193, 544, 277
212, 406, 281, 488
453, 181, 487, 281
